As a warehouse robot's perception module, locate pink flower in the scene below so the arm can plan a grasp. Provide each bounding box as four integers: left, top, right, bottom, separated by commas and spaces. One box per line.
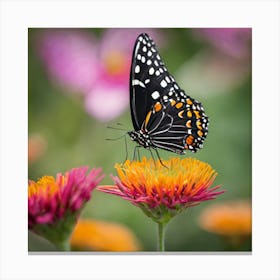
28, 166, 104, 229
84, 28, 165, 121
37, 29, 99, 94
98, 158, 224, 223
36, 28, 165, 121
195, 28, 251, 59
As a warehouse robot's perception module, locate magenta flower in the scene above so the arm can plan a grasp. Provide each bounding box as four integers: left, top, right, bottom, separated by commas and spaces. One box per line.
195, 28, 251, 58
37, 29, 99, 94
36, 28, 164, 121
28, 166, 104, 250
84, 28, 165, 121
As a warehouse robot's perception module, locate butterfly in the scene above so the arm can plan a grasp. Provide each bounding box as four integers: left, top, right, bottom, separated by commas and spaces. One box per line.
128, 33, 209, 155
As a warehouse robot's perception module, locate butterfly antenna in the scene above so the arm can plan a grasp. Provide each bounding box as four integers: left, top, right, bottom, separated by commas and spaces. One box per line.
105, 133, 127, 141
107, 126, 127, 131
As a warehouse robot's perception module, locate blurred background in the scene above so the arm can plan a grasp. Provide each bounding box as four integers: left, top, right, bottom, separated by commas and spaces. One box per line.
28, 28, 252, 252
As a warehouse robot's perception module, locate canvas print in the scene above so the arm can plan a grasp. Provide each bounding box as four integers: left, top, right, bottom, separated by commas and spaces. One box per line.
28, 28, 252, 252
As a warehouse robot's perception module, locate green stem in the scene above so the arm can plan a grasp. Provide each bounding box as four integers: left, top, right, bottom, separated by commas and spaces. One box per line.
158, 222, 166, 252
53, 237, 71, 251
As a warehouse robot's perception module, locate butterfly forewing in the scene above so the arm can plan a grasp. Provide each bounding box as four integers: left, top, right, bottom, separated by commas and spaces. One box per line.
129, 33, 209, 154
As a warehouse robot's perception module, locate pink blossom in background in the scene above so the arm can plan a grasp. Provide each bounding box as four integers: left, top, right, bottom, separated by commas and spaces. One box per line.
195, 28, 251, 59
37, 29, 99, 94
84, 28, 164, 121
36, 28, 165, 122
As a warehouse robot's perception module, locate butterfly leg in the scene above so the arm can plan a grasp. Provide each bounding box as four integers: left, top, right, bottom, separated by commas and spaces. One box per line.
154, 148, 168, 169
133, 145, 141, 161
148, 147, 156, 167
123, 134, 128, 163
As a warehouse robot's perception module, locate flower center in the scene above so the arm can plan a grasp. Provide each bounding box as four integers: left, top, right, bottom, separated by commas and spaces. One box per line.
28, 175, 61, 198
104, 51, 128, 76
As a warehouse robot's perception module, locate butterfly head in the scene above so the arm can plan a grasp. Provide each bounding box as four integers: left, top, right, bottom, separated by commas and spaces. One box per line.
128, 130, 152, 149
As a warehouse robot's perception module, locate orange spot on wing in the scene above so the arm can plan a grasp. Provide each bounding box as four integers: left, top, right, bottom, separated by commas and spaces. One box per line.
154, 102, 162, 112
170, 99, 176, 106
187, 111, 192, 118
186, 120, 192, 128
194, 110, 201, 118
187, 99, 193, 105
175, 102, 183, 109
197, 130, 203, 137
186, 135, 194, 145
196, 120, 202, 130
178, 110, 184, 118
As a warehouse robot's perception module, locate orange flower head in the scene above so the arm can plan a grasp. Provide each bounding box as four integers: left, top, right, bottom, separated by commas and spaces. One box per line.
71, 219, 141, 251
198, 200, 252, 236
98, 157, 224, 223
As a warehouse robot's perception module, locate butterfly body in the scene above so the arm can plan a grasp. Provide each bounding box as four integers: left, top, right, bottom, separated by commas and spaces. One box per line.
129, 33, 209, 155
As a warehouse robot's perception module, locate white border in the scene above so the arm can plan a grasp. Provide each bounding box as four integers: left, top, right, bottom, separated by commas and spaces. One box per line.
1, 0, 279, 279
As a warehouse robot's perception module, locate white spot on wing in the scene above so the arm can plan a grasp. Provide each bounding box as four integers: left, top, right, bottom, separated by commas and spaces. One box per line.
135, 65, 140, 73
151, 91, 160, 100
132, 79, 146, 88
149, 67, 155, 75
160, 80, 167, 88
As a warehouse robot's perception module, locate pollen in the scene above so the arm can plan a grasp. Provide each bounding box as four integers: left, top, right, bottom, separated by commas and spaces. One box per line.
28, 175, 60, 198
97, 157, 224, 212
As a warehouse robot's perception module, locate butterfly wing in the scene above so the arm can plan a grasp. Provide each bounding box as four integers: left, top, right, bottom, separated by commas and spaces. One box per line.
143, 98, 208, 154
130, 33, 171, 130
130, 33, 209, 153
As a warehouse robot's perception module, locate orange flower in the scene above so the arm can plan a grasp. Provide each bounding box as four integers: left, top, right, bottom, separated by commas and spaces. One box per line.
198, 200, 252, 236
98, 157, 224, 223
70, 219, 141, 251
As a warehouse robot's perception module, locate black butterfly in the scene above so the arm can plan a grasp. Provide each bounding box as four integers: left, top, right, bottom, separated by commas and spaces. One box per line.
128, 33, 208, 155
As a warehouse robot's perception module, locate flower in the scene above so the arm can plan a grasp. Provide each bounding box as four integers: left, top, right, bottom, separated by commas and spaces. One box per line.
70, 219, 141, 251
195, 28, 251, 59
177, 28, 251, 97
198, 200, 252, 237
28, 166, 104, 250
36, 28, 165, 122
84, 28, 164, 121
98, 157, 224, 224
37, 29, 99, 94
28, 133, 47, 164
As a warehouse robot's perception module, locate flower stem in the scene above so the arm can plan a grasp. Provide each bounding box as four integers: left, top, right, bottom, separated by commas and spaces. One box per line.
157, 222, 166, 252
54, 238, 71, 251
